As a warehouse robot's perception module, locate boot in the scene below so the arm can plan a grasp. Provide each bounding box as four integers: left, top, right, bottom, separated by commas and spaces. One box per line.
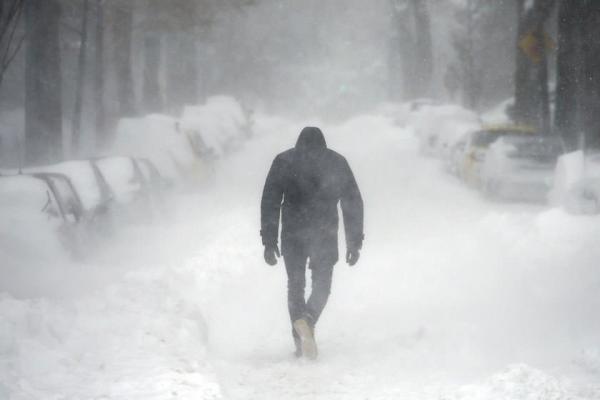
293, 318, 318, 360
293, 336, 302, 358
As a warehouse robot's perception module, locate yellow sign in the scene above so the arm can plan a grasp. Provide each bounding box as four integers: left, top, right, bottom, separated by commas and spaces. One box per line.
518, 31, 555, 64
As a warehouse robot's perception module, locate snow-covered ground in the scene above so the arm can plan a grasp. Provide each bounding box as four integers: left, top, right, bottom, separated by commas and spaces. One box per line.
2, 111, 600, 399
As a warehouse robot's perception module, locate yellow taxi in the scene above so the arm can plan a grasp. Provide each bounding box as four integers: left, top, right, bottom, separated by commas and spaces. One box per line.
459, 124, 537, 188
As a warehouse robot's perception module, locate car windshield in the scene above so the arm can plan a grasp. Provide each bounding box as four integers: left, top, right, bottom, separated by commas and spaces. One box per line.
138, 160, 161, 182
501, 136, 562, 162
472, 129, 535, 147
47, 175, 82, 222
471, 131, 501, 147
26, 161, 105, 211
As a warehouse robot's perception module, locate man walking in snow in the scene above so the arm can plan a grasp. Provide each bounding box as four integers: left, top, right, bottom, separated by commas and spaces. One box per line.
260, 126, 364, 360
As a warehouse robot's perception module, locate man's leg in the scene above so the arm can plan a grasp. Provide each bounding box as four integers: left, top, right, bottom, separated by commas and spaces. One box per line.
283, 253, 307, 353
305, 260, 335, 328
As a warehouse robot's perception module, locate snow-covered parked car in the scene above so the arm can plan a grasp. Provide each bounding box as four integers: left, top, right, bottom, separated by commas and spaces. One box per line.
411, 104, 480, 158
112, 114, 200, 185
136, 157, 170, 212
92, 156, 153, 221
481, 98, 515, 125
0, 174, 84, 262
26, 160, 115, 231
136, 158, 168, 191
459, 125, 537, 188
481, 135, 563, 202
446, 135, 468, 176
550, 151, 600, 214
32, 172, 85, 223
181, 95, 249, 157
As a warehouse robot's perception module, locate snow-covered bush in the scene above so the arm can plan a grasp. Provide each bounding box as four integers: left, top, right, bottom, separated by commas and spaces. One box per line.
550, 150, 600, 214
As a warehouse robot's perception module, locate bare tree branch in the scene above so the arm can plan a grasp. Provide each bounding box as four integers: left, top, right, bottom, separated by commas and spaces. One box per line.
1, 0, 23, 66
0, 0, 24, 46
0, 0, 24, 88
2, 33, 23, 70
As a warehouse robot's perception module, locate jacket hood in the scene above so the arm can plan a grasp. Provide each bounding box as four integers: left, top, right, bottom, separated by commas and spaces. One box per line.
296, 127, 327, 151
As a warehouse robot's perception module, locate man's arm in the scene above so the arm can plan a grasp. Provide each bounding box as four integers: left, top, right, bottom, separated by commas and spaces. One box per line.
340, 158, 364, 253
260, 156, 284, 247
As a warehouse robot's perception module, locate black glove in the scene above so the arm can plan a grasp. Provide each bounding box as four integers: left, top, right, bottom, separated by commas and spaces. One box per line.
346, 248, 360, 266
264, 244, 281, 266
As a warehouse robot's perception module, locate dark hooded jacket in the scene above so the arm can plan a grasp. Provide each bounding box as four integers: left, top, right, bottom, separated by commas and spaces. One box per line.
261, 127, 364, 264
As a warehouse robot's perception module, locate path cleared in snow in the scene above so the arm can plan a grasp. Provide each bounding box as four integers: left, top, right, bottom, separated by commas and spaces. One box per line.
2, 112, 600, 399
197, 114, 600, 399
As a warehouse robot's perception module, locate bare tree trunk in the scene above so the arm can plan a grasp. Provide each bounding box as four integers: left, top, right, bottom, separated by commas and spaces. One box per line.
580, 1, 600, 149
463, 0, 480, 109
113, 0, 135, 117
179, 34, 198, 106
555, 0, 582, 149
72, 0, 90, 156
389, 0, 416, 100
537, 25, 551, 134
389, 0, 433, 100
25, 0, 62, 165
142, 35, 162, 113
410, 0, 433, 98
0, 0, 25, 90
165, 33, 198, 113
556, 0, 600, 150
94, 0, 106, 150
397, 13, 415, 99
514, 0, 535, 124
387, 25, 403, 101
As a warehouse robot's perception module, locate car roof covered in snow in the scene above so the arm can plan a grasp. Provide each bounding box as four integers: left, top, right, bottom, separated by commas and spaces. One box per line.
0, 175, 54, 213
93, 156, 142, 203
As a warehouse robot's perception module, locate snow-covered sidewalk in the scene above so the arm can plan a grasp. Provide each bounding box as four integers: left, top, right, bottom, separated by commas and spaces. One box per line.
2, 112, 600, 399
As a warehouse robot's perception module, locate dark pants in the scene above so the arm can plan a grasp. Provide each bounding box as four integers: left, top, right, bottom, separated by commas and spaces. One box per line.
284, 252, 335, 346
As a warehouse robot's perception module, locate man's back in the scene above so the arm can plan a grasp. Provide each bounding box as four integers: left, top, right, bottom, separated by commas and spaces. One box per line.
260, 126, 364, 360
261, 127, 363, 262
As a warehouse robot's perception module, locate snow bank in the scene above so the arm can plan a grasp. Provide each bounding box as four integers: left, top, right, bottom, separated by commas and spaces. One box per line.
0, 176, 66, 270
375, 99, 442, 128
481, 98, 514, 125
550, 151, 600, 213
409, 104, 480, 157
550, 150, 585, 206
448, 364, 580, 400
181, 96, 249, 156
0, 264, 222, 399
374, 102, 415, 127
